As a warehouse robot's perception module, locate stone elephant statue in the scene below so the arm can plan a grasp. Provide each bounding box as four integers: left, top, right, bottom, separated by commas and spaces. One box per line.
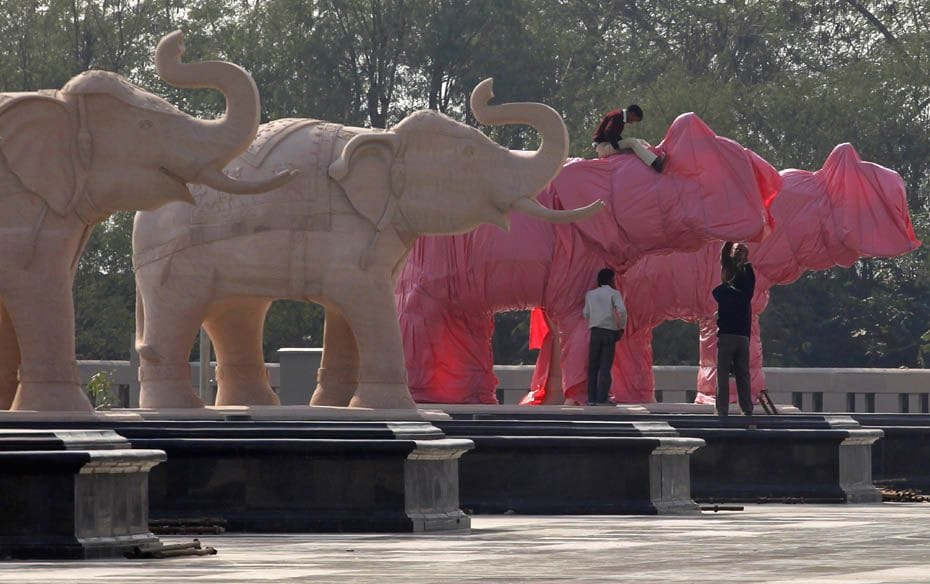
606, 143, 920, 404
132, 79, 603, 409
0, 31, 293, 412
397, 113, 778, 404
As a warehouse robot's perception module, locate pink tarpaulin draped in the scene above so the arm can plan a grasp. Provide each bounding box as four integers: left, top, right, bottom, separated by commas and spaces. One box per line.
396, 113, 775, 404
536, 143, 919, 405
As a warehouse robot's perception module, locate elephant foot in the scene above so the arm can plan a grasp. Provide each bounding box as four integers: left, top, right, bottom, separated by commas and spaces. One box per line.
0, 375, 17, 410
310, 382, 357, 407
348, 383, 417, 410
139, 362, 204, 408
215, 384, 280, 406
139, 382, 205, 409
214, 364, 280, 406
11, 382, 93, 412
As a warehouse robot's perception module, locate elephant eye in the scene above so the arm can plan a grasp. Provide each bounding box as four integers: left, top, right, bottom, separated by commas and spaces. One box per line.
138, 119, 153, 129
463, 145, 475, 157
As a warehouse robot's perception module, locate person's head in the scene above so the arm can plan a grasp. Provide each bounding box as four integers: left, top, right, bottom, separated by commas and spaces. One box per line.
597, 268, 615, 287
625, 104, 643, 124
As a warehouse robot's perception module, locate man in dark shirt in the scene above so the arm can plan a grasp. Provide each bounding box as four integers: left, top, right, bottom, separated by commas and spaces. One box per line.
592, 105, 666, 172
712, 242, 755, 417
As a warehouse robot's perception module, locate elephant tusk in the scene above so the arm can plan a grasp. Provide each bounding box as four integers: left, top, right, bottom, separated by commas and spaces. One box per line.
512, 197, 605, 223
194, 167, 301, 194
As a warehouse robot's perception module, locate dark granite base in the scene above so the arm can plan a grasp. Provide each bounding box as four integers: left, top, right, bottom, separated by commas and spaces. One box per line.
439, 410, 883, 505
119, 421, 472, 533
680, 426, 882, 503
849, 414, 930, 492
0, 417, 472, 534
435, 419, 702, 515
0, 430, 164, 559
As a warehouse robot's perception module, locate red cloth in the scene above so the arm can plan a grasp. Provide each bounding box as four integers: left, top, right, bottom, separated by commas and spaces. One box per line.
396, 112, 775, 404
528, 307, 550, 350
599, 143, 920, 404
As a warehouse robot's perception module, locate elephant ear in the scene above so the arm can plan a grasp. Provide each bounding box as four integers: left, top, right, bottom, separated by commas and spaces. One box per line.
0, 94, 76, 215
329, 132, 401, 226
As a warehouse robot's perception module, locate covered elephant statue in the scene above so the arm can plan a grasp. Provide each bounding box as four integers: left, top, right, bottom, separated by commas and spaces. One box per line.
575, 143, 919, 404
132, 79, 604, 409
0, 31, 293, 411
397, 113, 777, 404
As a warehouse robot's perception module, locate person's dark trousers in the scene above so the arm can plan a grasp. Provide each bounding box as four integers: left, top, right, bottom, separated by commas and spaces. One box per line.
716, 333, 753, 416
587, 327, 618, 404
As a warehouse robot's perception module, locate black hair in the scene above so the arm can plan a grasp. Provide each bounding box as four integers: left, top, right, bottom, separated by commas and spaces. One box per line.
597, 268, 615, 287
626, 104, 644, 119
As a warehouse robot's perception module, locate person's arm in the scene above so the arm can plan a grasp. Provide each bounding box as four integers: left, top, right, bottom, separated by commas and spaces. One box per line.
583, 293, 590, 320
721, 242, 734, 267
613, 291, 628, 330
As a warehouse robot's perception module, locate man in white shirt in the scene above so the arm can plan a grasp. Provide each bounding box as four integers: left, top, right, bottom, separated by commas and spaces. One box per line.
583, 268, 628, 405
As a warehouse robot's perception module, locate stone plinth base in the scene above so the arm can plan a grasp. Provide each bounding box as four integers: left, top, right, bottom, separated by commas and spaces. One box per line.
436, 408, 883, 505
118, 420, 471, 533
0, 411, 471, 534
0, 430, 164, 559
850, 413, 930, 493
435, 419, 702, 514
680, 422, 883, 503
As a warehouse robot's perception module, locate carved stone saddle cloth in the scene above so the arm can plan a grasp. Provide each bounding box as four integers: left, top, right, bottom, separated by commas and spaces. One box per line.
134, 118, 347, 270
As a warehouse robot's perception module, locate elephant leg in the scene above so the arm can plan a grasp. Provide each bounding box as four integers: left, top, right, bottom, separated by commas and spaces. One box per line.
0, 302, 20, 409
612, 327, 657, 403
137, 288, 208, 408
696, 318, 720, 404
205, 298, 279, 406
5, 283, 92, 411
309, 307, 359, 407
327, 281, 415, 409
555, 315, 591, 406
539, 323, 565, 405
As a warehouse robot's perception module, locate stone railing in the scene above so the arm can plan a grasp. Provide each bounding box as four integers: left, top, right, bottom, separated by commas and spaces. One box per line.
78, 359, 930, 413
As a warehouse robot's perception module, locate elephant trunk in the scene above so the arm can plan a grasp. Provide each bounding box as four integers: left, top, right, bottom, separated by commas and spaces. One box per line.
470, 79, 568, 201
155, 30, 259, 169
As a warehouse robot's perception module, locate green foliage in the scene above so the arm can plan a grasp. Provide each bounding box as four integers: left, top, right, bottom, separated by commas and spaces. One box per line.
85, 370, 116, 410
2, 0, 929, 370
74, 212, 135, 360
493, 311, 535, 365
652, 321, 701, 365
262, 301, 325, 362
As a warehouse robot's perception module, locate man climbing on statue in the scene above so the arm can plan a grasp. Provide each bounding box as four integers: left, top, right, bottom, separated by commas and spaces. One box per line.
592, 104, 666, 172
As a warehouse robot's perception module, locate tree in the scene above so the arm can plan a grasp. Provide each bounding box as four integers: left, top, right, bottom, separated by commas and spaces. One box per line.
2, 0, 928, 370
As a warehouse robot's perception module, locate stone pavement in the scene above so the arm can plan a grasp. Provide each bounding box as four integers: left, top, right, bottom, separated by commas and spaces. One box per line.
6, 504, 930, 583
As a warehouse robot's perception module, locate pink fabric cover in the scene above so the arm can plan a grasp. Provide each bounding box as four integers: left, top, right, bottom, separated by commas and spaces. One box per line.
396, 113, 775, 404
536, 143, 919, 405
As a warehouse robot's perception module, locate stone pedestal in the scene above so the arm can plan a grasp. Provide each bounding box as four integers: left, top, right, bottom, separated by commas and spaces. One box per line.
0, 429, 165, 559
851, 413, 930, 492
435, 419, 703, 514
682, 422, 883, 503
435, 407, 883, 505
116, 417, 472, 532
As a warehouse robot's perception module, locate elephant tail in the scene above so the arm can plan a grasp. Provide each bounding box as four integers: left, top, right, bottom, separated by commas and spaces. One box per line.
135, 288, 161, 363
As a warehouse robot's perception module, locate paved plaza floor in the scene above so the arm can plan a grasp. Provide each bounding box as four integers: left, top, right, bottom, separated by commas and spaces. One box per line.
6, 503, 930, 583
